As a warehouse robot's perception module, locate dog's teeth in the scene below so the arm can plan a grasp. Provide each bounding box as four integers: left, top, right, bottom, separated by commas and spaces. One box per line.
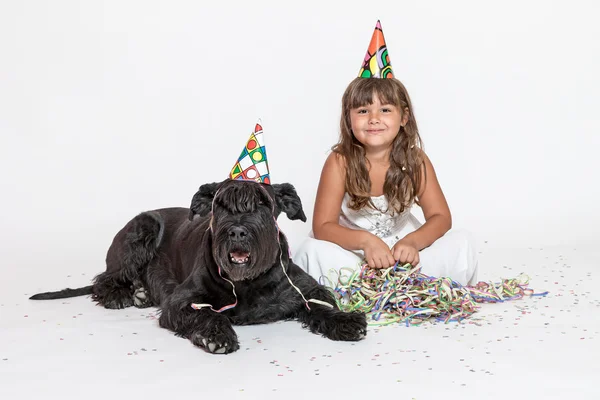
202, 338, 208, 347
208, 343, 217, 353
215, 347, 227, 354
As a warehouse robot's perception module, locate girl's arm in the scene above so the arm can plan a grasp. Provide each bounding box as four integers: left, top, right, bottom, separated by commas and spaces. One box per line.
312, 153, 365, 248
313, 153, 395, 268
401, 152, 452, 250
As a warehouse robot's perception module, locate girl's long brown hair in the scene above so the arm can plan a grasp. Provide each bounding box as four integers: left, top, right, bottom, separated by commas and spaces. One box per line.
333, 77, 425, 214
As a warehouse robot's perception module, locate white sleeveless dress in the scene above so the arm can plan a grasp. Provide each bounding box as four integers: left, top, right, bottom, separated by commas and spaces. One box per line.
339, 193, 422, 248
294, 193, 479, 287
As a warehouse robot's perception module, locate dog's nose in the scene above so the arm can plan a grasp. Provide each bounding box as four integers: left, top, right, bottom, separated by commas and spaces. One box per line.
228, 226, 248, 241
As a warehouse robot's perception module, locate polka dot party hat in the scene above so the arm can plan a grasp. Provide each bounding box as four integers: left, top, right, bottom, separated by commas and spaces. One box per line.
358, 20, 394, 79
229, 121, 270, 184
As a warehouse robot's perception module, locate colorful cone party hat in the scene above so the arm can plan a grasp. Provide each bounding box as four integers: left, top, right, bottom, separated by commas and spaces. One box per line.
229, 122, 270, 184
358, 20, 394, 79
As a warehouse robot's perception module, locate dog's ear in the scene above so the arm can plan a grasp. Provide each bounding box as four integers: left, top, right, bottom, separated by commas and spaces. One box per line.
272, 183, 307, 222
189, 182, 220, 220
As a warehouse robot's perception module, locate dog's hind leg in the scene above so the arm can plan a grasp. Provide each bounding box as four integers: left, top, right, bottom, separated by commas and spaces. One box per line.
92, 271, 135, 309
93, 211, 164, 309
135, 251, 179, 308
132, 284, 152, 308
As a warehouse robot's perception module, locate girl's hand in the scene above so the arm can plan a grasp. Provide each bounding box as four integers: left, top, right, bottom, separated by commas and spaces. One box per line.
362, 233, 396, 269
392, 238, 420, 266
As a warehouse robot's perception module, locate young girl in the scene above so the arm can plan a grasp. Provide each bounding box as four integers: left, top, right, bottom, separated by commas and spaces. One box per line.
294, 22, 478, 287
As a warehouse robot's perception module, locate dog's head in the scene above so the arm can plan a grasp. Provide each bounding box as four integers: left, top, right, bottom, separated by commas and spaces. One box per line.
188, 179, 306, 281
188, 180, 307, 223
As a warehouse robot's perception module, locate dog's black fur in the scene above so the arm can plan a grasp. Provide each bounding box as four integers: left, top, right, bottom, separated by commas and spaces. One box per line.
30, 179, 367, 353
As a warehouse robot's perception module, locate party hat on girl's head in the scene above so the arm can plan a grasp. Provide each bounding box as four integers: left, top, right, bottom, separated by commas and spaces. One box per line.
358, 20, 394, 79
229, 121, 271, 184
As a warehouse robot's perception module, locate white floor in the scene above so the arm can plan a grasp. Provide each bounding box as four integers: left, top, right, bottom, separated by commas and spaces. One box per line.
1, 244, 598, 399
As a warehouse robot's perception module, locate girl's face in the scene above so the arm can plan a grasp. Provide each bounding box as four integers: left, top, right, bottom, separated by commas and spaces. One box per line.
349, 93, 407, 154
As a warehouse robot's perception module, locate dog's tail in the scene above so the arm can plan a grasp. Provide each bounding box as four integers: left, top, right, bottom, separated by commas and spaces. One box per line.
29, 285, 94, 300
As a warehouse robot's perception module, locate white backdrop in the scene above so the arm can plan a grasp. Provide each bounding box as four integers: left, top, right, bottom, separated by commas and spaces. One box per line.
1, 0, 598, 282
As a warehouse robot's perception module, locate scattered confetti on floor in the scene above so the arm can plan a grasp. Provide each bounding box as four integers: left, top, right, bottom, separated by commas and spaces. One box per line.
1, 245, 598, 398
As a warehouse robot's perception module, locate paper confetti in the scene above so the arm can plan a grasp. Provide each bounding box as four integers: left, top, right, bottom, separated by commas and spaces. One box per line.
331, 263, 549, 326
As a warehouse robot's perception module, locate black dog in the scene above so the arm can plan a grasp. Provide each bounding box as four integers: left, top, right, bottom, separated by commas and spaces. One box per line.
30, 179, 367, 353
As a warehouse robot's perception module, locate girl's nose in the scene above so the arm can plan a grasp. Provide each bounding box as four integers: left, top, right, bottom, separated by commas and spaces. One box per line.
369, 112, 380, 123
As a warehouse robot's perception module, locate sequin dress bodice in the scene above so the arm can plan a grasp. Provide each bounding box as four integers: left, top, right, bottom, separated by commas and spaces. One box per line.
339, 193, 422, 247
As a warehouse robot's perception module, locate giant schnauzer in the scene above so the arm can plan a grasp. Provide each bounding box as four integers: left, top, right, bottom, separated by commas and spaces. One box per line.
30, 179, 367, 354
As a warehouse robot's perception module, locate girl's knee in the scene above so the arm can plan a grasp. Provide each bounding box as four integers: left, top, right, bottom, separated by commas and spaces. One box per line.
292, 237, 363, 285
441, 229, 477, 252
446, 229, 479, 284
419, 228, 479, 286
295, 237, 335, 258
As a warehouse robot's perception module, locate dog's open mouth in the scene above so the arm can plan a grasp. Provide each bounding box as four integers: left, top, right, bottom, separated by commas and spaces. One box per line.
229, 251, 250, 265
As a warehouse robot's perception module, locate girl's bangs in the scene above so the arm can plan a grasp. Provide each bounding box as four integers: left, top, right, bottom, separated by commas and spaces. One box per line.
347, 79, 401, 109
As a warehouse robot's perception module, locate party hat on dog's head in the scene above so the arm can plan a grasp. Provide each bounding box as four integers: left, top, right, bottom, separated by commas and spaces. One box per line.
229, 121, 270, 184
358, 20, 394, 79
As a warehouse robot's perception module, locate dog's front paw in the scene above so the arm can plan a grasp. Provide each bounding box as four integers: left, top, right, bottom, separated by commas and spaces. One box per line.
321, 311, 368, 342
190, 324, 240, 354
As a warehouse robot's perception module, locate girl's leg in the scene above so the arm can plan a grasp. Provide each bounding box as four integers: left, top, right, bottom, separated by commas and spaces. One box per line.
418, 229, 479, 286
293, 237, 364, 287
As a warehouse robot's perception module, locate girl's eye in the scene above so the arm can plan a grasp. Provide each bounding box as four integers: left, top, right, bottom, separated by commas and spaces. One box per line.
357, 109, 368, 114
382, 108, 392, 113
